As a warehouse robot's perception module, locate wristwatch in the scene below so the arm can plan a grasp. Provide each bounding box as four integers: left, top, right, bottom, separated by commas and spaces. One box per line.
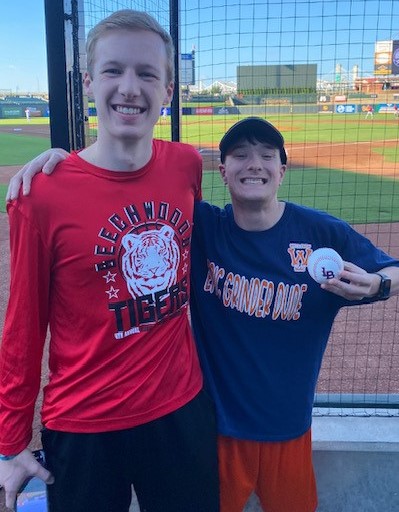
374, 272, 391, 300
0, 453, 16, 460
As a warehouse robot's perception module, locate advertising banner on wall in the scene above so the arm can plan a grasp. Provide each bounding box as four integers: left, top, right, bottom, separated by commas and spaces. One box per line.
213, 106, 240, 115
195, 107, 214, 115
335, 104, 358, 114
374, 40, 393, 75
318, 104, 334, 113
392, 40, 399, 75
180, 53, 195, 85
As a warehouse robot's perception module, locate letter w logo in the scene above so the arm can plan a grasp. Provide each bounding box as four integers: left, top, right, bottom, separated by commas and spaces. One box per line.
287, 244, 312, 272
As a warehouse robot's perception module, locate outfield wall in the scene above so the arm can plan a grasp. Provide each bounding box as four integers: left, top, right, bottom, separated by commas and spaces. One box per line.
86, 102, 399, 118
0, 97, 50, 119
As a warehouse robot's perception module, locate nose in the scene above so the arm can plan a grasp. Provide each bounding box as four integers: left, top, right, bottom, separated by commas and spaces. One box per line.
118, 70, 140, 98
247, 154, 263, 171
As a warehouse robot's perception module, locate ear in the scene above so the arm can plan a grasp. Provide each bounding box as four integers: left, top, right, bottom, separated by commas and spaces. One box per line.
279, 164, 287, 186
163, 81, 174, 105
219, 163, 228, 185
83, 71, 93, 96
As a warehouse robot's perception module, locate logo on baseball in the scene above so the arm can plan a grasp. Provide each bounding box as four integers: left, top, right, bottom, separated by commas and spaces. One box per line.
307, 248, 344, 284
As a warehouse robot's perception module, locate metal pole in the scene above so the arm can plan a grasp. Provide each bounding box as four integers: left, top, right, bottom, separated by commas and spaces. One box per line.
44, 0, 71, 151
170, 0, 180, 141
69, 0, 85, 149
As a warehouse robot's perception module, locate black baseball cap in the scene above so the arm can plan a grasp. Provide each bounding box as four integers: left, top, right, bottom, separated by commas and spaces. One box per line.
219, 117, 287, 165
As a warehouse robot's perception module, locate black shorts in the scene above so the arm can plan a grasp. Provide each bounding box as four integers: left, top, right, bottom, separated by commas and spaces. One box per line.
42, 390, 219, 512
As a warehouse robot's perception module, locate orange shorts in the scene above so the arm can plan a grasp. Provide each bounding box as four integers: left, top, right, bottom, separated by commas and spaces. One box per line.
218, 429, 317, 512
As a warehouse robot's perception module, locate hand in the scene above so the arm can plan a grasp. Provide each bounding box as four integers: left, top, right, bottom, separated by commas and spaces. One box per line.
321, 261, 380, 300
6, 148, 70, 201
0, 448, 54, 510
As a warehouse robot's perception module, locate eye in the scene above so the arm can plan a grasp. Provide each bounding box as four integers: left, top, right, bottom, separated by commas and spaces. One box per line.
102, 68, 122, 75
232, 152, 247, 159
140, 72, 159, 81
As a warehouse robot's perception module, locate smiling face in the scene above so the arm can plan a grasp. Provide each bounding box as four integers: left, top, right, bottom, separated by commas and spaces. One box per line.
219, 138, 287, 207
84, 28, 174, 145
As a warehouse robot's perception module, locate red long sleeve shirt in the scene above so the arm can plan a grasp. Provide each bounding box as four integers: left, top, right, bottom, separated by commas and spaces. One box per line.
0, 140, 203, 454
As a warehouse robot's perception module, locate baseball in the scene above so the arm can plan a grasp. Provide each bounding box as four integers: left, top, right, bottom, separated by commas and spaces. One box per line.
307, 248, 344, 284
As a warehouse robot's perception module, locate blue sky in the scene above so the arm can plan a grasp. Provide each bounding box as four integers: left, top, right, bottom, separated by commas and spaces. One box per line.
0, 0, 47, 94
181, 0, 399, 84
1, 0, 399, 93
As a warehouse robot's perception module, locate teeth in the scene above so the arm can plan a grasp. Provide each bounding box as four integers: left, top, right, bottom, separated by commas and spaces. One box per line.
115, 106, 141, 115
242, 178, 265, 184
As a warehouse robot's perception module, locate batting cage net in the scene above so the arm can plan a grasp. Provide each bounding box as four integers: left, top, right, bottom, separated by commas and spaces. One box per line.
61, 0, 398, 413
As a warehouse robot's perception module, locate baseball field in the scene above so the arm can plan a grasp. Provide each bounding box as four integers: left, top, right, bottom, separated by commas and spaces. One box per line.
1, 114, 399, 222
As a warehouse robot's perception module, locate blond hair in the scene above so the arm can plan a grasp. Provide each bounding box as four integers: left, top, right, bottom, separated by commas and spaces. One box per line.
86, 9, 175, 84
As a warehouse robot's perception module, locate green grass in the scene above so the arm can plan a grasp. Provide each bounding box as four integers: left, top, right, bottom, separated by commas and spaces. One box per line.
0, 184, 6, 213
0, 125, 51, 212
372, 146, 399, 162
0, 133, 51, 166
196, 112, 399, 224
152, 113, 399, 149
89, 113, 399, 158
202, 168, 399, 225
280, 168, 399, 224
0, 117, 49, 126
190, 112, 399, 224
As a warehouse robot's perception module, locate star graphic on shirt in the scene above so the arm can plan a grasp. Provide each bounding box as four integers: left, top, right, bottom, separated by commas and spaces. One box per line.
182, 262, 189, 274
183, 249, 189, 261
106, 286, 120, 299
102, 271, 117, 283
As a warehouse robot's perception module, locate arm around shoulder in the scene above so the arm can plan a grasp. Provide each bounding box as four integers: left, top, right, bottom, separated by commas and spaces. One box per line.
6, 148, 70, 201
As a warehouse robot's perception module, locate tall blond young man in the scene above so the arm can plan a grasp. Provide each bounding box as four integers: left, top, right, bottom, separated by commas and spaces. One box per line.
0, 10, 219, 512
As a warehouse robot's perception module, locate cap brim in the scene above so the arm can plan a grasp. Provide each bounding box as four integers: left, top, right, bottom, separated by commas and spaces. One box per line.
219, 117, 287, 164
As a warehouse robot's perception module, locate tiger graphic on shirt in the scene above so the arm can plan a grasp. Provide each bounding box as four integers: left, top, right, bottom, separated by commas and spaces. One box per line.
121, 225, 180, 299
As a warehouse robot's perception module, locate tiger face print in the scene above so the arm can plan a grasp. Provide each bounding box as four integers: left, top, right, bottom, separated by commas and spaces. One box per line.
121, 226, 180, 299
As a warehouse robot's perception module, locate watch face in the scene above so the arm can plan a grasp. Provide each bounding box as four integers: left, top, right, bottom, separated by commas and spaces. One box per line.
377, 273, 391, 300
